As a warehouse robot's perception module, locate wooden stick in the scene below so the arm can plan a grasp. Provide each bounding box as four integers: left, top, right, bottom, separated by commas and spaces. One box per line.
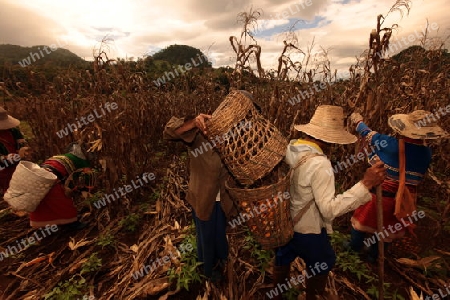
376, 185, 384, 300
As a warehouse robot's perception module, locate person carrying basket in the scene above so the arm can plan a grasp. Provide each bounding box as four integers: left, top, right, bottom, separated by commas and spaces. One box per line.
272, 105, 386, 300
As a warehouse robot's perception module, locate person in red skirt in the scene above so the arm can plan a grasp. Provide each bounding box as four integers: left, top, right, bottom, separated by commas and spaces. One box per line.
29, 142, 91, 230
0, 107, 31, 195
348, 110, 448, 262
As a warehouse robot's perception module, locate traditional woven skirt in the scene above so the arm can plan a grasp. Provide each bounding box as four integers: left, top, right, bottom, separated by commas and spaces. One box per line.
29, 183, 77, 227
351, 193, 399, 231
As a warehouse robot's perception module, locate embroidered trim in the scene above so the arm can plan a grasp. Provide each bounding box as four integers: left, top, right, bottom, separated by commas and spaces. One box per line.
46, 155, 76, 175
366, 131, 378, 144
386, 174, 422, 186
384, 163, 425, 178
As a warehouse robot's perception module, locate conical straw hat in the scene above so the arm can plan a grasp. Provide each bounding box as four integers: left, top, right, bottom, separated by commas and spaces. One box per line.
294, 105, 357, 144
388, 110, 449, 140
0, 107, 20, 130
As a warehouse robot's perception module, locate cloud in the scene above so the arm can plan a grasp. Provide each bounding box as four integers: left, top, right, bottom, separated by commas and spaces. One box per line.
0, 1, 63, 46
0, 0, 448, 74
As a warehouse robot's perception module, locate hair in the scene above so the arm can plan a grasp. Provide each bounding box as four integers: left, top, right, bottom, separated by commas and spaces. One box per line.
237, 90, 262, 113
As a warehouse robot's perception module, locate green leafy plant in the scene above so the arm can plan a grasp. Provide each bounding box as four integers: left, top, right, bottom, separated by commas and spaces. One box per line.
96, 231, 116, 249
284, 286, 301, 300
43, 275, 88, 300
242, 229, 274, 273
118, 213, 141, 232
139, 202, 150, 212
167, 223, 202, 291
330, 231, 376, 283
81, 253, 102, 275
84, 191, 104, 206
367, 284, 405, 300
150, 190, 161, 202
331, 231, 407, 299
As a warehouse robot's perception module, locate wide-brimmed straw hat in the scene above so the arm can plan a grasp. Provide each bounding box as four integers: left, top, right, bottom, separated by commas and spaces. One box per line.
388, 110, 449, 140
0, 107, 20, 130
294, 105, 357, 144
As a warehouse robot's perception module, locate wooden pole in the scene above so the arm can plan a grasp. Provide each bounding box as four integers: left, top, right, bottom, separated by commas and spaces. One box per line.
376, 185, 384, 300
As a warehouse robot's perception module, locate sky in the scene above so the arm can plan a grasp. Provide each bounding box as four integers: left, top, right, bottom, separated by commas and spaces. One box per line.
0, 0, 449, 76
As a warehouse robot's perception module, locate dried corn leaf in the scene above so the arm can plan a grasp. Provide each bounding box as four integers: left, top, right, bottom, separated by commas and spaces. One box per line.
88, 138, 102, 152
143, 277, 170, 295
172, 220, 180, 230
20, 292, 40, 300
48, 252, 55, 264
68, 237, 91, 250
69, 258, 88, 274
409, 287, 423, 300
396, 255, 442, 270
15, 256, 47, 273
130, 244, 139, 253
156, 200, 161, 213
99, 159, 107, 172
435, 249, 450, 256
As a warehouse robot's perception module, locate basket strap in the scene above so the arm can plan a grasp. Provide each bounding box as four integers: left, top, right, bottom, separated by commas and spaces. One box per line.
291, 153, 324, 225
292, 201, 314, 225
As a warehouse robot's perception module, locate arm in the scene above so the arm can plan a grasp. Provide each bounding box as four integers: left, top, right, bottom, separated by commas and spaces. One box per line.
310, 159, 385, 220
163, 114, 211, 143
356, 121, 397, 152
0, 128, 29, 167
11, 127, 28, 148
12, 127, 32, 160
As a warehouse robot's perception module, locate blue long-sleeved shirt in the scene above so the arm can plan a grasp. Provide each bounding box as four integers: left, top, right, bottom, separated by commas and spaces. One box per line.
356, 122, 432, 185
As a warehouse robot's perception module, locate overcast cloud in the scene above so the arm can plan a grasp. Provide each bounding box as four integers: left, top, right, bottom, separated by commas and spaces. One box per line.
0, 0, 448, 73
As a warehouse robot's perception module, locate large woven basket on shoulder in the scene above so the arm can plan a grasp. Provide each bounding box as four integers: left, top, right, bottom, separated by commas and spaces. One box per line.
226, 162, 293, 250
207, 90, 288, 186
4, 161, 57, 212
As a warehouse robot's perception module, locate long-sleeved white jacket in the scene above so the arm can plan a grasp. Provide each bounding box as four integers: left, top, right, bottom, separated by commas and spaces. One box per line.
286, 139, 372, 234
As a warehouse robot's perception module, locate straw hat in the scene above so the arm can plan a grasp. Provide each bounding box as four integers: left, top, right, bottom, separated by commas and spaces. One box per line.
294, 105, 357, 144
0, 107, 20, 130
388, 110, 449, 140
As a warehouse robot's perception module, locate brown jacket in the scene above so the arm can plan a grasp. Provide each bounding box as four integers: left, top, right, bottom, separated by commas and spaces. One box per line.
163, 116, 236, 221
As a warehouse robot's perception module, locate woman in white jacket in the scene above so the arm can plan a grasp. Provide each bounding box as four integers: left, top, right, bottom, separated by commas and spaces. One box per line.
271, 105, 386, 300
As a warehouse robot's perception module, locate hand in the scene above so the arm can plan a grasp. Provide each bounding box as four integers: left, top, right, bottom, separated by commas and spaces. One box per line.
12, 210, 28, 217
349, 112, 363, 125
18, 147, 32, 160
194, 114, 212, 135
361, 161, 386, 190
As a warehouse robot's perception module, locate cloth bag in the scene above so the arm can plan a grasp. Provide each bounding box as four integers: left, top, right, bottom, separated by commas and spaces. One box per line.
4, 161, 57, 212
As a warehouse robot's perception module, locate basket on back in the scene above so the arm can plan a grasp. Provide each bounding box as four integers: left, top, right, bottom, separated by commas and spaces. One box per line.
206, 90, 288, 186
4, 161, 57, 212
226, 162, 293, 249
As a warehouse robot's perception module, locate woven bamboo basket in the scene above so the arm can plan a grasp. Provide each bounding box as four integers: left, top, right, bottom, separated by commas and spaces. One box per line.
4, 161, 57, 212
207, 90, 288, 186
226, 162, 293, 250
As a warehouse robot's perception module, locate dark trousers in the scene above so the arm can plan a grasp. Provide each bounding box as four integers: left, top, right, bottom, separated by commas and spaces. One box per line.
275, 228, 336, 275
192, 202, 228, 277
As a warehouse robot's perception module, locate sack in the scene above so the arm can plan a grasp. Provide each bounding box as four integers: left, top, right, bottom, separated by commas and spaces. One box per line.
4, 161, 57, 212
